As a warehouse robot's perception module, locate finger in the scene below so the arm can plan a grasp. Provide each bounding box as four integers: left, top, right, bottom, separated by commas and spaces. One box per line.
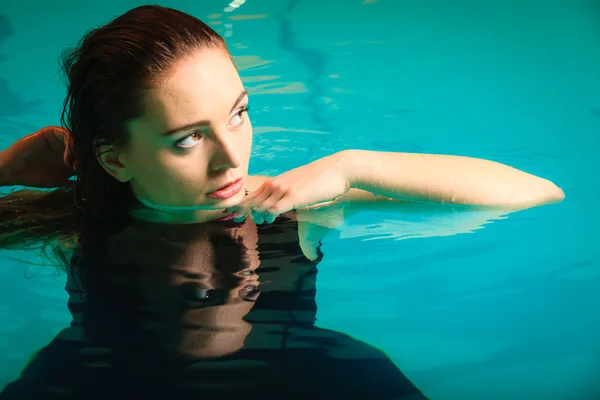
232, 205, 249, 218
245, 183, 268, 204
265, 192, 299, 216
253, 189, 285, 213
232, 206, 249, 222
233, 214, 248, 223
246, 180, 282, 209
264, 214, 277, 224
58, 128, 77, 171
251, 210, 264, 224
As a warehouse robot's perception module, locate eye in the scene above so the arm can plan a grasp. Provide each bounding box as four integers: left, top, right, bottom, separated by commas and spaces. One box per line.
229, 106, 249, 127
174, 131, 203, 149
194, 289, 212, 300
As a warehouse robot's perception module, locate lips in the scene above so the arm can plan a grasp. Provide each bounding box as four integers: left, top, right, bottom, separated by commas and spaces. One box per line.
207, 178, 243, 200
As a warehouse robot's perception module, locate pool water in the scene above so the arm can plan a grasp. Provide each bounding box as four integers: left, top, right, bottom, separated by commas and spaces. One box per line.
1, 0, 599, 398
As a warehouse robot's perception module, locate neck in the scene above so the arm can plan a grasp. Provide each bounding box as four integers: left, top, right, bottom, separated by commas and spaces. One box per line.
134, 194, 225, 212
131, 194, 229, 224
130, 185, 250, 224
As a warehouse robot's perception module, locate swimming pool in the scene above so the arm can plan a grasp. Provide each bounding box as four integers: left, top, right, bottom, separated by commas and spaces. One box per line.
1, 0, 599, 398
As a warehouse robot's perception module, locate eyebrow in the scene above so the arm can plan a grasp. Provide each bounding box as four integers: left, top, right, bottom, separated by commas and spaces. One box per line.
161, 90, 248, 137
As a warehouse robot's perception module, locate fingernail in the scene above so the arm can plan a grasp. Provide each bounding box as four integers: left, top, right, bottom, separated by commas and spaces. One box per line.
252, 211, 264, 224
233, 210, 245, 218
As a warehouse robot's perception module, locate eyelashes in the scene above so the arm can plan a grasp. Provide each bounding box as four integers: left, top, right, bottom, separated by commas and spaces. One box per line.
174, 130, 203, 149
173, 105, 250, 149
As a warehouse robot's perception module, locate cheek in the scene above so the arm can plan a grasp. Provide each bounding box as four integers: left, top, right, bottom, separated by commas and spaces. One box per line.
152, 152, 210, 191
123, 143, 173, 182
124, 141, 209, 196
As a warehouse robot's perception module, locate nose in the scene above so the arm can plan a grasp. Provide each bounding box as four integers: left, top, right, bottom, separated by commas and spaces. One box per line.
209, 129, 242, 171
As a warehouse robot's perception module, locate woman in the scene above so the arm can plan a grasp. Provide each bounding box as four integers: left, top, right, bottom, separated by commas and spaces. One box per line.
0, 6, 563, 235
0, 6, 564, 397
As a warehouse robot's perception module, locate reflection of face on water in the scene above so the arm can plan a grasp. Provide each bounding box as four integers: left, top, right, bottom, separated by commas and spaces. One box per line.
5, 215, 426, 399
88, 219, 261, 359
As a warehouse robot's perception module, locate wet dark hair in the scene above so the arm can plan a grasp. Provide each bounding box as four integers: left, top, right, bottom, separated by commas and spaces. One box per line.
1, 5, 229, 254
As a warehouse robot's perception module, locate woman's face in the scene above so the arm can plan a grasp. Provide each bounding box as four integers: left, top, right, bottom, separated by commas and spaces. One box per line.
120, 49, 252, 215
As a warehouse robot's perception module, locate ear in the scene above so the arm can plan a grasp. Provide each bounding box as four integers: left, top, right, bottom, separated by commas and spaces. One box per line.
96, 143, 133, 183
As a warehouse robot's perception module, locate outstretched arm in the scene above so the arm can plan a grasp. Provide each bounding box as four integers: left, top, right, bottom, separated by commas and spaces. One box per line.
0, 126, 75, 188
343, 150, 565, 209
241, 149, 565, 224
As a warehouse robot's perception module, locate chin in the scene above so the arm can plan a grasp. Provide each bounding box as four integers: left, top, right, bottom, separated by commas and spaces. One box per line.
226, 190, 247, 206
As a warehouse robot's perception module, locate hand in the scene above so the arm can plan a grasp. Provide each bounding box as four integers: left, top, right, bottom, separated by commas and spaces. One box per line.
60, 127, 77, 172
0, 126, 75, 188
233, 152, 351, 224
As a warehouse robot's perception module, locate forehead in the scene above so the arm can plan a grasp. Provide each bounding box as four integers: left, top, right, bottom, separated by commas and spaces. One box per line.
137, 50, 243, 131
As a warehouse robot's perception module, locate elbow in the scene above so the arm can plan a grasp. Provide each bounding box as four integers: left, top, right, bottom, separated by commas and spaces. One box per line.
547, 182, 565, 203
498, 179, 565, 210
528, 179, 565, 208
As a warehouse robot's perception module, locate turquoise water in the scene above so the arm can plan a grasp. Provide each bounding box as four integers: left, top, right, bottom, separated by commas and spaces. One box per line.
1, 0, 599, 398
